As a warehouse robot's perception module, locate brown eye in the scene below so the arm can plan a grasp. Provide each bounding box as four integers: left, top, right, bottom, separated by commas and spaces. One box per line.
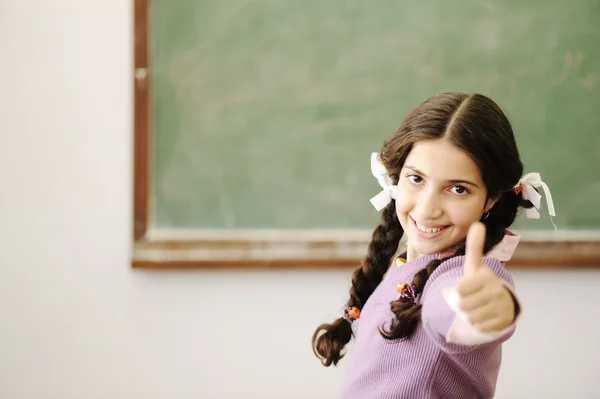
408, 175, 423, 184
450, 185, 469, 195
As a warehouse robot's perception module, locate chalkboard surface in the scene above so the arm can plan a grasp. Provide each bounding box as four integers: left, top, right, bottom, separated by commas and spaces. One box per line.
147, 0, 600, 232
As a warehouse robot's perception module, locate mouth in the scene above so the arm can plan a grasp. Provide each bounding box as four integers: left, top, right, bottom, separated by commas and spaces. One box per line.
410, 216, 449, 237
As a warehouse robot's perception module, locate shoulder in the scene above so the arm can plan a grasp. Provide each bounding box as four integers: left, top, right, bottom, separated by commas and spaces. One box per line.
428, 255, 511, 284
486, 229, 521, 262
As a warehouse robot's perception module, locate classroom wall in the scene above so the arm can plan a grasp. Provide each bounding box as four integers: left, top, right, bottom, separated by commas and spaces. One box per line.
1, 1, 598, 398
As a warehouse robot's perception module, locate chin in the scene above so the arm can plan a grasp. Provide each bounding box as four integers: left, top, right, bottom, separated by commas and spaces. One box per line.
412, 243, 445, 256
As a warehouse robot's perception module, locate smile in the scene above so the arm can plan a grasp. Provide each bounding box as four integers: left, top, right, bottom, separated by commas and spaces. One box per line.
410, 217, 449, 235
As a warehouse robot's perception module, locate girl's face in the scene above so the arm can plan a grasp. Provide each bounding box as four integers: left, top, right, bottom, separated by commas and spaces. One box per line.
395, 139, 496, 261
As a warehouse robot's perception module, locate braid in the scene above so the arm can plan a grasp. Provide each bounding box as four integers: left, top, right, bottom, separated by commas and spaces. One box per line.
312, 202, 403, 366
379, 255, 452, 340
348, 204, 403, 309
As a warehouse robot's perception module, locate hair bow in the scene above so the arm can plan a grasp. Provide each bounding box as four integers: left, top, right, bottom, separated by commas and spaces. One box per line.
515, 172, 556, 220
369, 152, 397, 211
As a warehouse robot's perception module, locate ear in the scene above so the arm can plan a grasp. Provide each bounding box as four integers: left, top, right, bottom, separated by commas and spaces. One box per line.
484, 196, 499, 213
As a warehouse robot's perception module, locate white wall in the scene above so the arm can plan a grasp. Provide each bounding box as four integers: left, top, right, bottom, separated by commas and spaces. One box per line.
0, 2, 599, 398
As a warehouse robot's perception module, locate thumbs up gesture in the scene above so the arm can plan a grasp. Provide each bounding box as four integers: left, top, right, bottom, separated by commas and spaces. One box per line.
455, 222, 516, 332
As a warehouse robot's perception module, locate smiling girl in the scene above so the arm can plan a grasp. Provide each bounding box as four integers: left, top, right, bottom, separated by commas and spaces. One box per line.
312, 92, 555, 399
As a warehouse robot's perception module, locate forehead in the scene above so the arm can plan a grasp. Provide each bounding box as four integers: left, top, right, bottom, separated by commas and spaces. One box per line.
404, 139, 483, 182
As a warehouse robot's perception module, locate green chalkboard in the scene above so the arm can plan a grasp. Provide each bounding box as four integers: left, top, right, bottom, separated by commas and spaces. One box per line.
148, 0, 600, 231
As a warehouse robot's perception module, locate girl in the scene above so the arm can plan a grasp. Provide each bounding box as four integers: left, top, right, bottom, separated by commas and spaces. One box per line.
312, 92, 555, 398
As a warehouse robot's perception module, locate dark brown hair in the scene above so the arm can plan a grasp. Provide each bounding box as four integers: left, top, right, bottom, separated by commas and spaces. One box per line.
312, 92, 533, 366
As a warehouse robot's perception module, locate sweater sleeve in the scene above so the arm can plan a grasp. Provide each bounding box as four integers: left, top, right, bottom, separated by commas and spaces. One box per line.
420, 255, 520, 353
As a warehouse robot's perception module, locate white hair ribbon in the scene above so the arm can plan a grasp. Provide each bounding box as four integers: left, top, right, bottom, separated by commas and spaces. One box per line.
369, 152, 397, 211
516, 172, 556, 221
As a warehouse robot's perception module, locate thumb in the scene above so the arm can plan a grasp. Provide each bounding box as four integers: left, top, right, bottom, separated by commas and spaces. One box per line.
464, 222, 486, 275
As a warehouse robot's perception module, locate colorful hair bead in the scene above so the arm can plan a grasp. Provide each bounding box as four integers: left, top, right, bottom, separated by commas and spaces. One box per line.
513, 184, 523, 195
396, 281, 417, 301
343, 306, 361, 323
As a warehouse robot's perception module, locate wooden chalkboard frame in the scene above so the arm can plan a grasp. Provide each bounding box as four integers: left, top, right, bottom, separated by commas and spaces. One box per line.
131, 0, 600, 269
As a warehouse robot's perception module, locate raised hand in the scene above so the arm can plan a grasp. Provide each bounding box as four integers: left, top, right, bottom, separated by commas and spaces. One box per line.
455, 222, 516, 332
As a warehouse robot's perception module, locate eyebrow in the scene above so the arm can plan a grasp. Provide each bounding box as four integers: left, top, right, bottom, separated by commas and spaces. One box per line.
404, 166, 480, 189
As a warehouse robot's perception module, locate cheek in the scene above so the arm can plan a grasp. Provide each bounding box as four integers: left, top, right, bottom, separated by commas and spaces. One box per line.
444, 202, 484, 244
447, 198, 486, 227
394, 185, 414, 221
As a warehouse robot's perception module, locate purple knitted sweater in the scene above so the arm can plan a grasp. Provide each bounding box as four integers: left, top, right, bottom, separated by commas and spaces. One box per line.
338, 252, 517, 399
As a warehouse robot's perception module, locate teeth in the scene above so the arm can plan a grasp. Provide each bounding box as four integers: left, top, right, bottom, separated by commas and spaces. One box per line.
415, 223, 443, 234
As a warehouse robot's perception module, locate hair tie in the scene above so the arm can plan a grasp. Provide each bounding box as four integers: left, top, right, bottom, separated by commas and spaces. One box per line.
369, 152, 397, 211
513, 184, 523, 195
343, 306, 361, 323
396, 281, 417, 302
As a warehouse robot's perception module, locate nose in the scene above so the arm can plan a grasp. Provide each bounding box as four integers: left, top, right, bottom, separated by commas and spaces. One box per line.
414, 187, 443, 220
